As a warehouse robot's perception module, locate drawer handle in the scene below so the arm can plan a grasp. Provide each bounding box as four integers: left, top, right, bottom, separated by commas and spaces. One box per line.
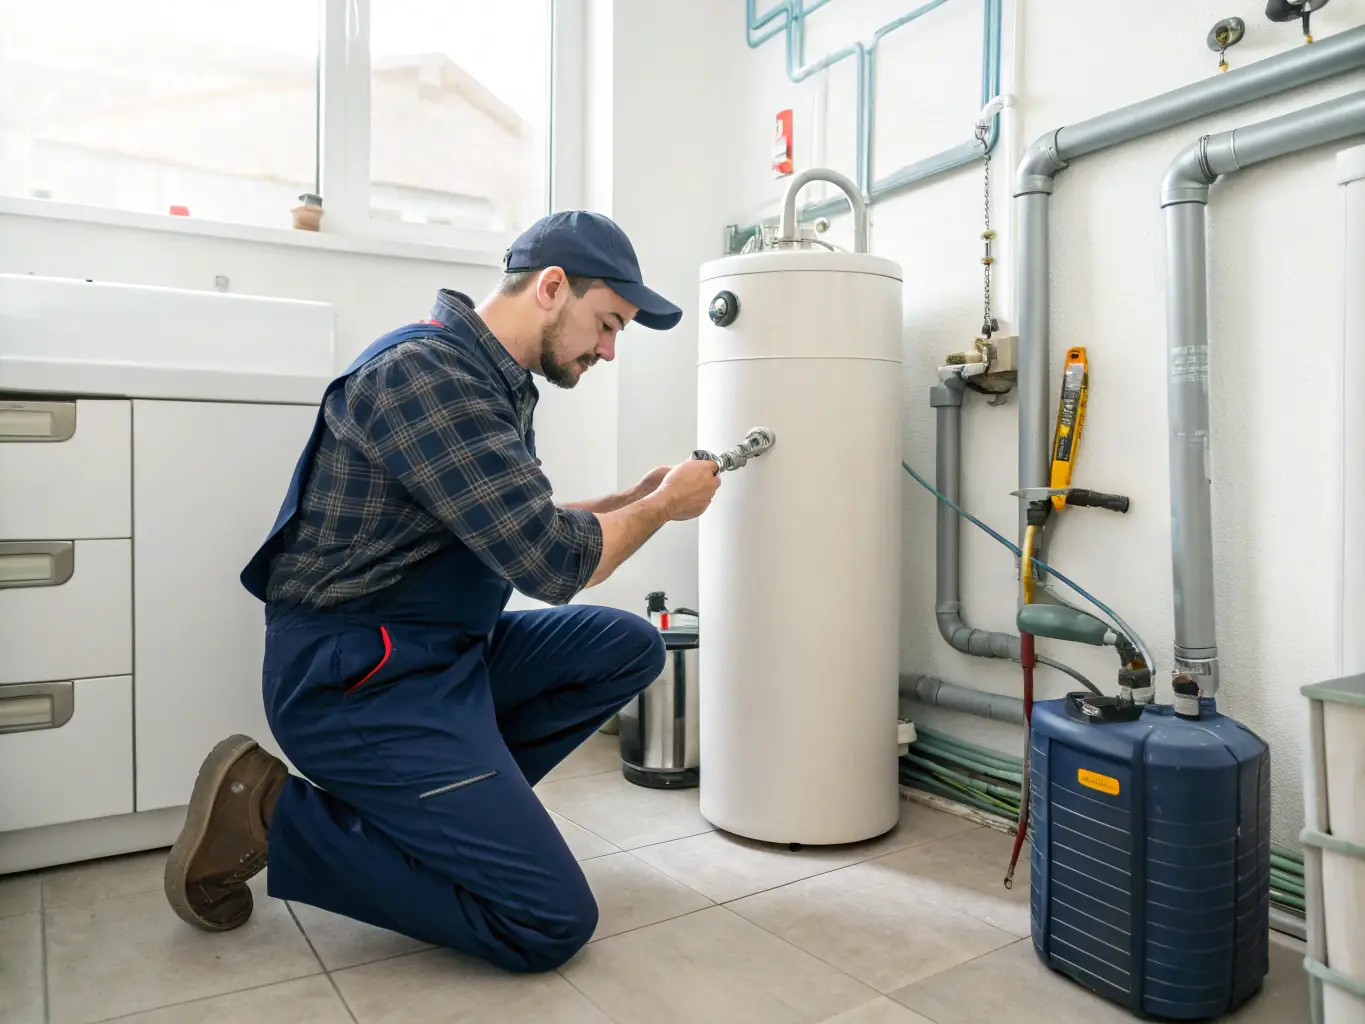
0, 400, 77, 442
0, 541, 75, 589
0, 681, 75, 734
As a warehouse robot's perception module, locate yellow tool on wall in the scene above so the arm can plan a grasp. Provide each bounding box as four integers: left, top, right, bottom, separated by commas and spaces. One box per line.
1049, 347, 1089, 511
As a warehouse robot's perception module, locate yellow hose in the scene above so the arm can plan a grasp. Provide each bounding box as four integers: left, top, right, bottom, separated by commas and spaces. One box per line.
1022, 524, 1038, 605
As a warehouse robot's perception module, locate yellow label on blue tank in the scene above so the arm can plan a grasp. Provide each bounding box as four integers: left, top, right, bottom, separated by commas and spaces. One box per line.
1077, 768, 1120, 796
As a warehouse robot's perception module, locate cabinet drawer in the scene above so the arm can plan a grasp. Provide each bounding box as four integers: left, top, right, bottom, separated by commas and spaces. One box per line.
0, 399, 131, 540
0, 539, 132, 686
0, 676, 134, 832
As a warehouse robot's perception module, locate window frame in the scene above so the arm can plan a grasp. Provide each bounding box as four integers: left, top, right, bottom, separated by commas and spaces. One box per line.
0, 0, 579, 265
319, 0, 568, 254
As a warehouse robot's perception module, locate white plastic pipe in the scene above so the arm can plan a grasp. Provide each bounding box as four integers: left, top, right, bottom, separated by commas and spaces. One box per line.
1339, 144, 1365, 677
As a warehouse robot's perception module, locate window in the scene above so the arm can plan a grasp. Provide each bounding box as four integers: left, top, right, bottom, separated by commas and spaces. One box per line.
367, 1, 550, 235
0, 0, 318, 229
0, 0, 557, 250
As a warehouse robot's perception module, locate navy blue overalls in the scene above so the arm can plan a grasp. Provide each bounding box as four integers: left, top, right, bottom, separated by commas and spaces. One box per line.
240, 321, 664, 973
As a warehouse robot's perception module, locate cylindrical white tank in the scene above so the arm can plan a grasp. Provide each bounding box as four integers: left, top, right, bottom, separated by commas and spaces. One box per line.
697, 248, 904, 845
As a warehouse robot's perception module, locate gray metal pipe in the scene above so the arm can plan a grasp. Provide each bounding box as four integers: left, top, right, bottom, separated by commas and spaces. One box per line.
1013, 26, 1365, 571
1161, 90, 1365, 695
1163, 201, 1220, 688
933, 377, 1019, 660
1056, 28, 1365, 164
1015, 192, 1053, 558
900, 673, 1026, 725
931, 375, 1101, 698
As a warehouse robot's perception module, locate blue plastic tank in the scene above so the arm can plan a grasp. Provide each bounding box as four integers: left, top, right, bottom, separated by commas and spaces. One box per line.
1029, 693, 1271, 1019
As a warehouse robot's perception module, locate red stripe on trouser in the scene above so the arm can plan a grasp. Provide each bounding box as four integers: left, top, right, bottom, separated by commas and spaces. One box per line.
346, 626, 392, 695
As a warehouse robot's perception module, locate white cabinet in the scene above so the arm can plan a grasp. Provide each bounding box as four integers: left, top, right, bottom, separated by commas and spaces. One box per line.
132, 400, 316, 811
0, 676, 134, 833
0, 274, 334, 870
0, 399, 131, 539
0, 540, 132, 686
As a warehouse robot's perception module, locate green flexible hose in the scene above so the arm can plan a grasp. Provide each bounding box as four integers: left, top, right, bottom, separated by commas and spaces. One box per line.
914, 726, 1023, 770
1270, 888, 1306, 912
913, 737, 1023, 776
906, 741, 1023, 785
902, 752, 1021, 803
901, 769, 1017, 820
1270, 871, 1305, 897
901, 762, 1017, 809
1271, 851, 1304, 876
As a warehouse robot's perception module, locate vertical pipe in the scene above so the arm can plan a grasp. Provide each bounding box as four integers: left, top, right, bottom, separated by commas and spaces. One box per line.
1164, 199, 1221, 693
1015, 191, 1052, 562
1305, 697, 1330, 1023
934, 387, 964, 612
1338, 144, 1365, 675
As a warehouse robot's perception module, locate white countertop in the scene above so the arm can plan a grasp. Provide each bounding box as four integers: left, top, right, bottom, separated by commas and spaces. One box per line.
0, 274, 336, 404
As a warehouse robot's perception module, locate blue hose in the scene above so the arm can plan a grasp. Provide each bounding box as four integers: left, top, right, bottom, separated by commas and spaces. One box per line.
901, 461, 1156, 677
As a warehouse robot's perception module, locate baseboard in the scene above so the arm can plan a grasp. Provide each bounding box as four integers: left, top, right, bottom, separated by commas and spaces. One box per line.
0, 806, 186, 875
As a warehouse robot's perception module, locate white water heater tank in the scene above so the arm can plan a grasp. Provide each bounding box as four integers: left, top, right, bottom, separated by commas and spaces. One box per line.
697, 246, 904, 845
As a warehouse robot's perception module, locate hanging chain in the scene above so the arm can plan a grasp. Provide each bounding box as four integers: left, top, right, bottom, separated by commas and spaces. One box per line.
977, 122, 997, 340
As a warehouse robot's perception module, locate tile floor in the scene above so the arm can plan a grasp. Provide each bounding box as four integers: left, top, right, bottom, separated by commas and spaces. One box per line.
1, 732, 1311, 1024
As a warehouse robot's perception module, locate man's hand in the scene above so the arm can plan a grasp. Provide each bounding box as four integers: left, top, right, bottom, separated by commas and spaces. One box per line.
585, 459, 720, 588
655, 459, 720, 521
632, 465, 672, 501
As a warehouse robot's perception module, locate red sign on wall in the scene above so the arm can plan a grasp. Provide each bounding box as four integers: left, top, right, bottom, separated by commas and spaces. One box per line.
773, 109, 793, 177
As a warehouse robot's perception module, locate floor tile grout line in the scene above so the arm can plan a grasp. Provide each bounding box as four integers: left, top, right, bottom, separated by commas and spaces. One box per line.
554, 963, 625, 1024
323, 971, 361, 1023
886, 935, 1031, 1016
613, 848, 719, 906
614, 824, 985, 910
83, 971, 331, 1024
40, 905, 51, 1024
285, 901, 336, 976
709, 903, 883, 1001
283, 901, 361, 1023
585, 902, 716, 946
322, 943, 437, 974
711, 899, 1014, 1007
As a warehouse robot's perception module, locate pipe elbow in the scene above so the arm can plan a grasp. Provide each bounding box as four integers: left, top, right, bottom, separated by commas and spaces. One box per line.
936, 606, 1021, 661
1014, 130, 1066, 196
1161, 135, 1226, 207
777, 166, 868, 252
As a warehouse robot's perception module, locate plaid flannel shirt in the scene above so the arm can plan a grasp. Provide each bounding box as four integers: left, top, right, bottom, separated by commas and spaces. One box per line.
265, 289, 603, 610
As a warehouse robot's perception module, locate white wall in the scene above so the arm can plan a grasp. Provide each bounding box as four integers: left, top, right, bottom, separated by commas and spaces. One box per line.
581, 0, 753, 616
626, 0, 1365, 849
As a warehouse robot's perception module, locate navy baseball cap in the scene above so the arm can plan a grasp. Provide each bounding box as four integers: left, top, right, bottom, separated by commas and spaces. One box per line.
504, 211, 683, 331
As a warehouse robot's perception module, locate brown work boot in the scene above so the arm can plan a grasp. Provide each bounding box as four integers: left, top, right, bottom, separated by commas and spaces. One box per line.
164, 735, 287, 932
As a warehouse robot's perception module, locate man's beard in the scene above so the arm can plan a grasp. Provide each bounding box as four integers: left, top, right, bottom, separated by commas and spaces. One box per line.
539, 312, 597, 389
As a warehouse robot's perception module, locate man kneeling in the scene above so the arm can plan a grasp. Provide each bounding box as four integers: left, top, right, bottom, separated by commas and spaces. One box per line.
162, 212, 719, 972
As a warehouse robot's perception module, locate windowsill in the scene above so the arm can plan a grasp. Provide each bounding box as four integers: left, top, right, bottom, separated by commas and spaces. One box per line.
0, 195, 507, 268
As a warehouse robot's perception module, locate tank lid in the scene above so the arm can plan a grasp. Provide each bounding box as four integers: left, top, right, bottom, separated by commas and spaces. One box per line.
1065, 691, 1144, 724
699, 249, 903, 283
